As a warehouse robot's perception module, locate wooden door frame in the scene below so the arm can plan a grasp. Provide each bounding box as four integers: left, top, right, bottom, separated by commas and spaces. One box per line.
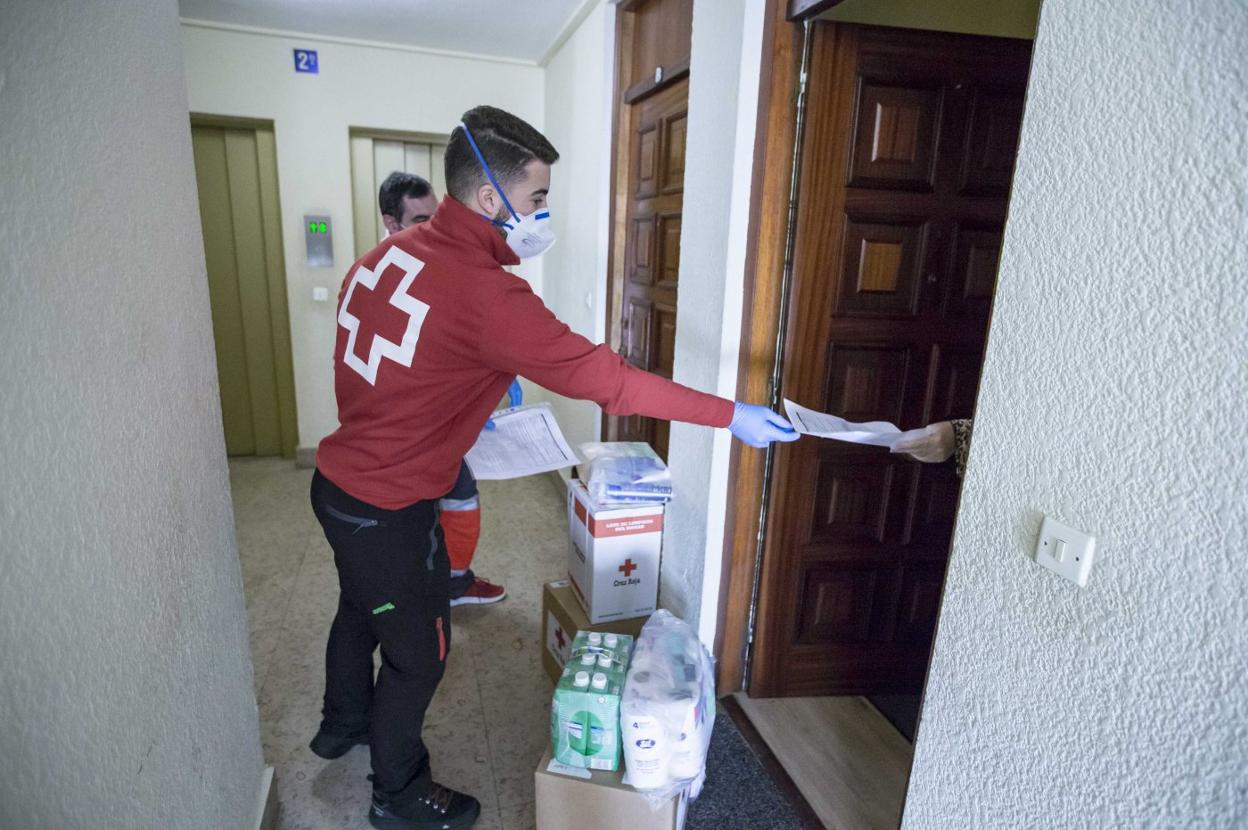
712, 0, 837, 693
189, 113, 299, 459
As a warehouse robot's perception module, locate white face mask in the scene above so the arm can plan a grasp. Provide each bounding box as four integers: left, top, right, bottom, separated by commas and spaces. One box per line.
460, 121, 557, 259
498, 207, 556, 259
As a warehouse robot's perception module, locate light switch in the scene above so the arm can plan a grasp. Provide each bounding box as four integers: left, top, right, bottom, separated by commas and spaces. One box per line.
1052, 539, 1067, 563
312, 286, 330, 302
1034, 515, 1096, 587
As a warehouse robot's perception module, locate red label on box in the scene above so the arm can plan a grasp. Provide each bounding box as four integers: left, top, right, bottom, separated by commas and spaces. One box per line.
587, 514, 663, 538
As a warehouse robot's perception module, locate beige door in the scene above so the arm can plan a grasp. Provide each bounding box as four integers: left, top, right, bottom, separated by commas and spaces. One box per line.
190, 119, 298, 458
349, 130, 448, 257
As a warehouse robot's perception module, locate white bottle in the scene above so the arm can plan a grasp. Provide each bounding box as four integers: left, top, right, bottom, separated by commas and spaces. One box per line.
604, 633, 619, 649
622, 713, 669, 790
573, 671, 590, 688
597, 653, 613, 669
588, 632, 603, 647
666, 697, 704, 780
591, 672, 608, 691
581, 653, 596, 667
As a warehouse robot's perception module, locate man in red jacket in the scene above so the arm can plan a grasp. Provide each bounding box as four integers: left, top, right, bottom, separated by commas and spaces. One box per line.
310, 105, 798, 830
378, 170, 510, 608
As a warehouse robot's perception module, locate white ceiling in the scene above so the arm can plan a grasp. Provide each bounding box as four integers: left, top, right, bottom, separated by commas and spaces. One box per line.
177, 0, 591, 63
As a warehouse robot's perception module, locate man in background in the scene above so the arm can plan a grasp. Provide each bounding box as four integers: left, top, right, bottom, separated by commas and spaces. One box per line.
378, 171, 509, 607
378, 171, 438, 234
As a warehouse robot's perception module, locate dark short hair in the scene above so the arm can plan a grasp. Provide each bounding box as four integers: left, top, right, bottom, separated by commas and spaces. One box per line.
378, 171, 433, 219
444, 106, 559, 204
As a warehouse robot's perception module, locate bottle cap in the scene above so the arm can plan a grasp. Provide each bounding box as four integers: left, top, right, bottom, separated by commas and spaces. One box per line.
604, 634, 619, 648
588, 632, 603, 645
591, 672, 608, 690
597, 653, 612, 668
580, 653, 595, 666
574, 671, 590, 688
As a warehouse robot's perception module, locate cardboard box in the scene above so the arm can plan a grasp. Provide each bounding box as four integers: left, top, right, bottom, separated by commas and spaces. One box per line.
535, 747, 687, 830
567, 479, 663, 624
542, 580, 646, 685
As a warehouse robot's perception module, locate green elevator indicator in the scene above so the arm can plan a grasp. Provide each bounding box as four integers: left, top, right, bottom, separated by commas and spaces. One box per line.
309, 221, 328, 235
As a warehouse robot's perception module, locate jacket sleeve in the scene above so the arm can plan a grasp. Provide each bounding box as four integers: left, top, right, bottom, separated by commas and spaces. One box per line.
477, 279, 734, 429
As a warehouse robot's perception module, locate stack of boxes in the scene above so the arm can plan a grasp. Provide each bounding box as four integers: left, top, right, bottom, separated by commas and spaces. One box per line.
536, 462, 685, 829
540, 478, 666, 683
538, 628, 687, 830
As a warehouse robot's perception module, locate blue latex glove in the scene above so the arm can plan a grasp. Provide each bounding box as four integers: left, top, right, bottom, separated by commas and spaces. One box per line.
485, 380, 525, 431
728, 402, 800, 448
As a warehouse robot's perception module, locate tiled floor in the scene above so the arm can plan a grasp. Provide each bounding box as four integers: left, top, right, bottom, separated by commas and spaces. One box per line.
230, 458, 568, 830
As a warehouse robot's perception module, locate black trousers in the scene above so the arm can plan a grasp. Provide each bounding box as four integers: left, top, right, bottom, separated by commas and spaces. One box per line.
310, 469, 451, 809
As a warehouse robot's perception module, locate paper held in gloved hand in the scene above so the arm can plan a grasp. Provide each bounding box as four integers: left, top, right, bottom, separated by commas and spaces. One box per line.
465, 402, 579, 480
783, 399, 902, 448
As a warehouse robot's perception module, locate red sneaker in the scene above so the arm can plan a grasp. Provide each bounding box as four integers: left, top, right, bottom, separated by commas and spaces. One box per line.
449, 576, 507, 606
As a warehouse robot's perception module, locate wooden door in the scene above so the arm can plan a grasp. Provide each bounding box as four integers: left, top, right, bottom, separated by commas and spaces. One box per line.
617, 79, 688, 460
191, 120, 298, 458
604, 0, 694, 461
750, 24, 1031, 697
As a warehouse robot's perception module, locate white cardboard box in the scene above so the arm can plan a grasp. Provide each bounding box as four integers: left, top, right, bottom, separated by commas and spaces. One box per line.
566, 479, 663, 625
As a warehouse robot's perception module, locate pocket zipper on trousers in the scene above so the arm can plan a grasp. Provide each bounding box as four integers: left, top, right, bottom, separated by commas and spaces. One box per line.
323, 503, 380, 534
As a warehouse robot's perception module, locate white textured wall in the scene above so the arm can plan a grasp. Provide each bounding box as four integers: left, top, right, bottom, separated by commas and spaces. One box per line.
0, 1, 266, 828
180, 24, 545, 448
664, 0, 767, 642
540, 1, 615, 454
904, 1, 1248, 826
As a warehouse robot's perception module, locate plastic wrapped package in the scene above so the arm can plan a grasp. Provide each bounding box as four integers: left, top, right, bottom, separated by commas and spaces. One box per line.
620, 609, 716, 808
578, 442, 672, 504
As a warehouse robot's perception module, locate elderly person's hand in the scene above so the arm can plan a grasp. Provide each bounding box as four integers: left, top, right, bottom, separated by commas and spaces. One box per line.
891, 421, 955, 463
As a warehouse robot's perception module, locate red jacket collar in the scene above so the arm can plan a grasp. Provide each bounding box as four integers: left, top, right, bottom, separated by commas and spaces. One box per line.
427, 195, 521, 269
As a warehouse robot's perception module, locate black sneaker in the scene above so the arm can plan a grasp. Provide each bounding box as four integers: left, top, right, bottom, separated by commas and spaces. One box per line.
369, 783, 481, 829
309, 729, 368, 760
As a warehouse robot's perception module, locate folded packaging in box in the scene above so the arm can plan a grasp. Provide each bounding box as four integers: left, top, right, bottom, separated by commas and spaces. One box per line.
535, 747, 687, 830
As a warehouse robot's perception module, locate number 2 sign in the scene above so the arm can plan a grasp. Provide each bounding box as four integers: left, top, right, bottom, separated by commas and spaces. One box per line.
293, 49, 318, 74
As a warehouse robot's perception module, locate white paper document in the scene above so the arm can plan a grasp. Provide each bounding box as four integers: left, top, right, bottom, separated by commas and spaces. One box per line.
465, 402, 579, 480
783, 399, 903, 448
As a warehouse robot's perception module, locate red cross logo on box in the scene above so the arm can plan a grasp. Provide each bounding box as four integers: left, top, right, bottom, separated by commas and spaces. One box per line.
618, 559, 638, 578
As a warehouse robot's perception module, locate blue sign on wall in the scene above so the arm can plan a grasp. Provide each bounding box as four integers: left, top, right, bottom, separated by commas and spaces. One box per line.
293, 49, 319, 74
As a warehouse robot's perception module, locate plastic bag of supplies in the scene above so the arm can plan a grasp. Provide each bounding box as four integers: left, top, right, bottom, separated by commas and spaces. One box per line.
578, 442, 672, 505
620, 609, 716, 808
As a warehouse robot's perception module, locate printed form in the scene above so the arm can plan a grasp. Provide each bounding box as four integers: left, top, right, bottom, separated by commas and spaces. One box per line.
783, 399, 903, 448
465, 402, 579, 480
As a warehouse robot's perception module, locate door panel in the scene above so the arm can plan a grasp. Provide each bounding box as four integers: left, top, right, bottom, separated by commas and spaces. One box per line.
192, 127, 255, 456
191, 122, 297, 458
837, 216, 928, 317
824, 342, 911, 426
605, 0, 694, 461
611, 77, 689, 460
848, 81, 942, 190
349, 132, 448, 257
750, 23, 1030, 697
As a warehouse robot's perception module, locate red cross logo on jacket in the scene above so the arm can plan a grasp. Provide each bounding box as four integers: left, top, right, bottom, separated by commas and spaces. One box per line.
337, 246, 430, 385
